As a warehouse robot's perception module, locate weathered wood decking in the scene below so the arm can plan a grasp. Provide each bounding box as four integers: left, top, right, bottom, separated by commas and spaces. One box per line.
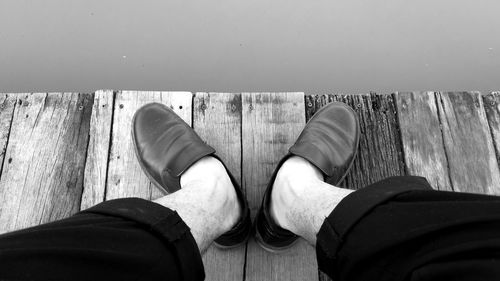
1, 91, 500, 281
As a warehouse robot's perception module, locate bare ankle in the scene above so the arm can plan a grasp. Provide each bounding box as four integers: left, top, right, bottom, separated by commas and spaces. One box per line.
270, 156, 323, 232
157, 156, 241, 253
270, 156, 353, 245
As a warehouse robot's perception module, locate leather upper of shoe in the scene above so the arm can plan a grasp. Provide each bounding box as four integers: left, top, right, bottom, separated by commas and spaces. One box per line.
132, 103, 215, 193
256, 102, 360, 248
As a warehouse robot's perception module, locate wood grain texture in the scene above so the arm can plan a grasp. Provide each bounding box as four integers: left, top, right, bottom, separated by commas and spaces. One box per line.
306, 93, 406, 281
0, 94, 17, 180
395, 92, 452, 191
0, 93, 93, 233
242, 92, 318, 281
193, 92, 245, 281
483, 92, 500, 165
80, 90, 115, 210
436, 92, 500, 194
106, 91, 192, 201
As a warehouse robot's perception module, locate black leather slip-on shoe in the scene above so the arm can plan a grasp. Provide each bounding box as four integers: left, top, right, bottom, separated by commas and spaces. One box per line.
254, 102, 360, 252
132, 102, 251, 248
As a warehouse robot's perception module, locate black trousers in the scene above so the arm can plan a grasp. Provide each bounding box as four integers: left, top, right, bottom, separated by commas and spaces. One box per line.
1, 176, 500, 281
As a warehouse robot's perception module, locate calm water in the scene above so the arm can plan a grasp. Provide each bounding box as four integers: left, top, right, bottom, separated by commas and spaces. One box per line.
1, 0, 499, 94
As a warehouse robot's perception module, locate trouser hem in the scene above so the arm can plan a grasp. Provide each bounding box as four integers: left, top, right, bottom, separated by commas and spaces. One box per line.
81, 197, 204, 281
316, 176, 432, 277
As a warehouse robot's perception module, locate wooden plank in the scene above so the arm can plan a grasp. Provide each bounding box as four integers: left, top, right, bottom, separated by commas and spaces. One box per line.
306, 93, 406, 281
0, 94, 17, 181
243, 92, 318, 281
0, 93, 93, 233
106, 91, 192, 201
436, 92, 500, 195
80, 90, 115, 210
193, 92, 245, 281
395, 92, 452, 191
483, 92, 500, 165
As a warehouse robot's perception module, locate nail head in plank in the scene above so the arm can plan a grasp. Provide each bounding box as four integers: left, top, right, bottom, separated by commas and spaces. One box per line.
482, 92, 500, 191
80, 90, 115, 210
194, 92, 245, 281
106, 91, 192, 201
243, 92, 318, 281
0, 93, 93, 233
395, 92, 451, 191
437, 91, 500, 194
0, 94, 17, 179
483, 92, 500, 162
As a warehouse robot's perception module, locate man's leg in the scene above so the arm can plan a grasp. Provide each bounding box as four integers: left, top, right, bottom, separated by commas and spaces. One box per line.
271, 156, 500, 281
0, 156, 239, 281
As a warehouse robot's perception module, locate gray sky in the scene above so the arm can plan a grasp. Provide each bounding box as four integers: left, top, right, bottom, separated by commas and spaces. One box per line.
0, 0, 499, 94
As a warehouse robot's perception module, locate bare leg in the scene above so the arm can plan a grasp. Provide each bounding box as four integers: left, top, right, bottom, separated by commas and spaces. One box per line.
270, 156, 354, 245
154, 156, 241, 254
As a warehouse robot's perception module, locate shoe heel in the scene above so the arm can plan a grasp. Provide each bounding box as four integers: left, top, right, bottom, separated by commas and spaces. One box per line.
254, 227, 299, 254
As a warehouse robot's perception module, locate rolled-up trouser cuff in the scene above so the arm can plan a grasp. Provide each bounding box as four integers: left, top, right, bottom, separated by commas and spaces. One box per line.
81, 197, 204, 281
316, 176, 432, 277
